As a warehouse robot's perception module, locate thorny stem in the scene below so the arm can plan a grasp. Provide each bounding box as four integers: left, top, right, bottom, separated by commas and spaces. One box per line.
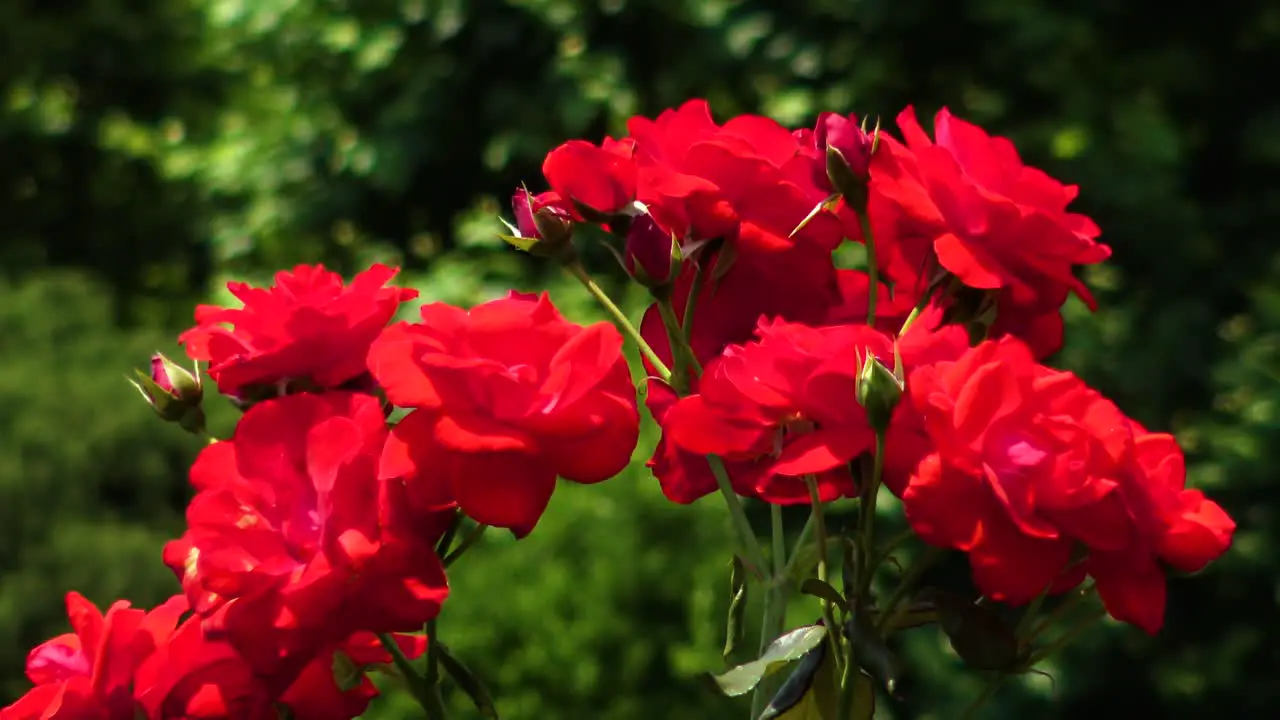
566, 261, 672, 380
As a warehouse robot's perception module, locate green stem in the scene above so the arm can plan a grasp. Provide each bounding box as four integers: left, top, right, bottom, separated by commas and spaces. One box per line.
838, 432, 887, 718
425, 619, 442, 684
566, 261, 672, 381
959, 674, 1007, 720
858, 435, 887, 600
897, 284, 937, 338
442, 523, 488, 568
750, 506, 790, 719
861, 212, 878, 325
804, 476, 843, 675
837, 627, 860, 720
379, 632, 447, 718
770, 503, 787, 578
658, 298, 700, 394
682, 262, 705, 346
434, 509, 464, 558
780, 512, 816, 581
706, 456, 769, 578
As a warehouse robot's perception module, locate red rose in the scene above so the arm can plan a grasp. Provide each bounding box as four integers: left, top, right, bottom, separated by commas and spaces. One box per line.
162, 392, 448, 688
661, 318, 893, 504
541, 137, 638, 217
133, 617, 419, 720
3, 592, 186, 720
629, 101, 842, 255
180, 264, 418, 398
901, 338, 1234, 631
868, 107, 1109, 344
369, 292, 640, 537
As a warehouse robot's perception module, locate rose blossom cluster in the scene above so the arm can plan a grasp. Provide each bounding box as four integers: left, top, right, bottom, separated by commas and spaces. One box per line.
516, 100, 1235, 634
5, 98, 1235, 718
4, 267, 640, 718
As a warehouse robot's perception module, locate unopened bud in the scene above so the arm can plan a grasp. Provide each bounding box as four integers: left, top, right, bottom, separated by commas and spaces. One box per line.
623, 213, 681, 294
815, 112, 875, 208
131, 353, 206, 435
502, 188, 576, 262
857, 351, 902, 434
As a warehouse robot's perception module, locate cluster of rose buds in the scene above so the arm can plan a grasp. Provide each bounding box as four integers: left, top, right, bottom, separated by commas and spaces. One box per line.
4, 100, 1234, 720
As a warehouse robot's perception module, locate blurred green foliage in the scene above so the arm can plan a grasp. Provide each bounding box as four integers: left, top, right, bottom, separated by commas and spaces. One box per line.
2, 0, 1278, 717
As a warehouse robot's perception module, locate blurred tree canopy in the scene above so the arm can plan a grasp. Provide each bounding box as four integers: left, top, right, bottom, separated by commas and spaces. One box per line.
2, 0, 1277, 717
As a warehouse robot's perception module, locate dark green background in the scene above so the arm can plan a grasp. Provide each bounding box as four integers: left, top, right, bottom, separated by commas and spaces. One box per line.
2, 0, 1275, 717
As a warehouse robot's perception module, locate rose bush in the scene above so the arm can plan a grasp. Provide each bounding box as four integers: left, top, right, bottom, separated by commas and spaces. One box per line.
6, 99, 1234, 720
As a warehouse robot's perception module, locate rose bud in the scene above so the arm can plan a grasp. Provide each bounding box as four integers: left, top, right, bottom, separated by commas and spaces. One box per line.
504, 187, 576, 261
856, 349, 902, 434
623, 212, 681, 294
815, 112, 877, 206
131, 352, 206, 435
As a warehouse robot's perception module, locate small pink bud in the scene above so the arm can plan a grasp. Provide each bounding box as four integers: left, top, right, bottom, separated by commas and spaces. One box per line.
131, 353, 206, 435
506, 188, 576, 260
150, 354, 176, 394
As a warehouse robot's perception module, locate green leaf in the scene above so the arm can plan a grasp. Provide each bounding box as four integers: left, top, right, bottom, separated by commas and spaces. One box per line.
711, 625, 828, 697
497, 233, 538, 253
799, 578, 847, 610
724, 555, 750, 661
437, 643, 500, 718
840, 537, 858, 600
756, 641, 840, 720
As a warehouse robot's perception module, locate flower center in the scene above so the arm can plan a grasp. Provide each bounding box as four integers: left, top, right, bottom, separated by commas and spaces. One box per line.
773, 414, 816, 456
